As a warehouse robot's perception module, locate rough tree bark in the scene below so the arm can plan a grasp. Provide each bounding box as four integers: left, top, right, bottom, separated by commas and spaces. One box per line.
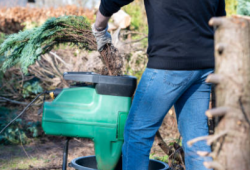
190, 15, 250, 170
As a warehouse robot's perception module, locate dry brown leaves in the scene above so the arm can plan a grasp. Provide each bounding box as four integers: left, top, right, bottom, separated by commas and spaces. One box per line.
0, 5, 94, 34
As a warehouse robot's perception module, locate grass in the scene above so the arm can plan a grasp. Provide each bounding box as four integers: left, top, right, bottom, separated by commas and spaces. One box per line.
0, 157, 43, 170
0, 145, 43, 170
150, 153, 170, 164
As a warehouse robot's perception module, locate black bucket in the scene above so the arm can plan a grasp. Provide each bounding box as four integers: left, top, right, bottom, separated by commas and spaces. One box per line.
69, 155, 169, 170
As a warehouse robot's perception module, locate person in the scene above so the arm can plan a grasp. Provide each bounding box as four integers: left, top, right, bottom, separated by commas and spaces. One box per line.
92, 0, 226, 169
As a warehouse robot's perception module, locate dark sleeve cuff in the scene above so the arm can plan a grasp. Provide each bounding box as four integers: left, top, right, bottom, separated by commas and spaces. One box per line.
99, 0, 134, 17
99, 0, 117, 17
216, 0, 226, 16
99, 2, 113, 17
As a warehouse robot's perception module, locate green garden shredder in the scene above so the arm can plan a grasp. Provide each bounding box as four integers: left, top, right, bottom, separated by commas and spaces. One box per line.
42, 72, 137, 170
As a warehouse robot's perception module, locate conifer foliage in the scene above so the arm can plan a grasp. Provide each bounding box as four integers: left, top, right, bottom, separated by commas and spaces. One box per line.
0, 16, 97, 74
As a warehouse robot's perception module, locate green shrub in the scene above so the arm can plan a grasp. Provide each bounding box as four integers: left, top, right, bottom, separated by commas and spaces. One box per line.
226, 0, 238, 16
123, 1, 148, 33
22, 81, 43, 98
237, 0, 250, 16
0, 107, 41, 145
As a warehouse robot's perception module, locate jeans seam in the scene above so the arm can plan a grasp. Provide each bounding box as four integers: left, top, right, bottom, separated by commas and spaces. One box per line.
132, 70, 157, 120
125, 70, 157, 170
164, 71, 194, 87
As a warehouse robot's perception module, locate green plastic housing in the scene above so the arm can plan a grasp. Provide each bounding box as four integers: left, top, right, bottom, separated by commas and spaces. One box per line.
42, 86, 131, 170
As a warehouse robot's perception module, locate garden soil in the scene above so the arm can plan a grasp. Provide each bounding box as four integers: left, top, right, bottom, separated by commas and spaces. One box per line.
0, 107, 179, 170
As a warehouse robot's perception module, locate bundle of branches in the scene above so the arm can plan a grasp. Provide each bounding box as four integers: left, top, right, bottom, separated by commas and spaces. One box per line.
0, 15, 123, 76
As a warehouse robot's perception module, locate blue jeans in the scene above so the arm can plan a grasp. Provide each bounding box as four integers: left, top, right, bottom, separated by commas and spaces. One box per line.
122, 68, 213, 170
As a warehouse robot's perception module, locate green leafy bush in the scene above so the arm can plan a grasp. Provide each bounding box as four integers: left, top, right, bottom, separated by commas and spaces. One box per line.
123, 1, 147, 32
0, 107, 27, 144
226, 0, 238, 16
22, 81, 43, 98
27, 121, 41, 138
123, 0, 148, 48
0, 107, 41, 145
237, 0, 250, 16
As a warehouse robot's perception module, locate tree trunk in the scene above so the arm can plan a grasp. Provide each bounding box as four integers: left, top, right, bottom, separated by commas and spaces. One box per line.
204, 15, 250, 170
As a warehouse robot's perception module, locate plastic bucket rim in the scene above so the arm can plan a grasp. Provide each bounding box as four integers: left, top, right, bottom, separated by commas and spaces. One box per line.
69, 155, 96, 170
69, 155, 169, 170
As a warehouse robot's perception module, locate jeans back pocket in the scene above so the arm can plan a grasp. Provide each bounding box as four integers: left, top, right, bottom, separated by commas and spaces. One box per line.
164, 71, 194, 86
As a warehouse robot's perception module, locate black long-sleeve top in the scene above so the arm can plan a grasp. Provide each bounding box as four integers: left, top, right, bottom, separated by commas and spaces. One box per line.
99, 0, 226, 70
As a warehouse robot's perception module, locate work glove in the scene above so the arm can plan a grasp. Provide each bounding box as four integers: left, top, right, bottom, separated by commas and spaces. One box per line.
92, 24, 112, 51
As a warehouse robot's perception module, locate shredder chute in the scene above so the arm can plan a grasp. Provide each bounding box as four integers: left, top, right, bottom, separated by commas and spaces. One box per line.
42, 72, 137, 170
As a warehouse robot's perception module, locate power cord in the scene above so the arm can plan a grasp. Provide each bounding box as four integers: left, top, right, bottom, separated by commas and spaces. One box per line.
0, 92, 47, 135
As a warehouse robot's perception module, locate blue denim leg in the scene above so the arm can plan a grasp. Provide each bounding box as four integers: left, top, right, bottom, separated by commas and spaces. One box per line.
174, 69, 213, 170
122, 68, 202, 170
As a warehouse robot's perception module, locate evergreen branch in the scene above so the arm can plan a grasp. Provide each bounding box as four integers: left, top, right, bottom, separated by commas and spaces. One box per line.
0, 16, 96, 74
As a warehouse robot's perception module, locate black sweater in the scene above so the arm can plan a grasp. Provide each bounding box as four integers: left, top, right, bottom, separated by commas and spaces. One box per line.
99, 0, 226, 70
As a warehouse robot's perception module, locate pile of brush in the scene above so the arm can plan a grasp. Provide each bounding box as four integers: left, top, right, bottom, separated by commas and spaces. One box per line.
0, 16, 123, 76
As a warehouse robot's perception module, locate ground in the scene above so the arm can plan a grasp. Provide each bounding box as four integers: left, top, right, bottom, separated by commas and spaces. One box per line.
0, 137, 95, 170
0, 107, 179, 170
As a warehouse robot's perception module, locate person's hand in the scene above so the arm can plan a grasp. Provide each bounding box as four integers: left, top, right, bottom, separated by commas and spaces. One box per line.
92, 24, 112, 51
